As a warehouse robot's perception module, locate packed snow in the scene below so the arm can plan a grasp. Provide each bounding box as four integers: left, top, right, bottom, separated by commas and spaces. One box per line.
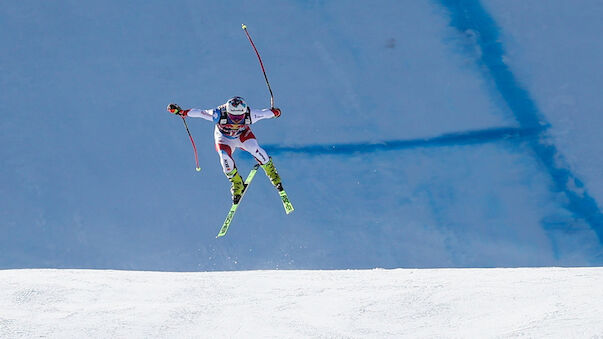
2, 268, 603, 338
2, 1, 603, 337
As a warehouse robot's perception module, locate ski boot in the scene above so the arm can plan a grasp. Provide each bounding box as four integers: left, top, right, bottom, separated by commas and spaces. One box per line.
226, 168, 245, 203
261, 158, 283, 191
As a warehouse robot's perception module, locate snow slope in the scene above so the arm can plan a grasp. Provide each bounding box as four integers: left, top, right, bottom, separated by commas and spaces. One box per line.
2, 268, 603, 338
1, 1, 603, 270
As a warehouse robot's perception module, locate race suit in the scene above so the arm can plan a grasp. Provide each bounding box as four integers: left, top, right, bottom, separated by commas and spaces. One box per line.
186, 105, 277, 174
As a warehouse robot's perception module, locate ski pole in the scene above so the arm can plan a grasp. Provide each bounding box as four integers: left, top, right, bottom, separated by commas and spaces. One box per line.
242, 24, 274, 108
181, 116, 201, 172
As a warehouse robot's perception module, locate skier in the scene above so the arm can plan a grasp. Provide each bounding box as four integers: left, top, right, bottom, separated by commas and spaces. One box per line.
167, 97, 284, 204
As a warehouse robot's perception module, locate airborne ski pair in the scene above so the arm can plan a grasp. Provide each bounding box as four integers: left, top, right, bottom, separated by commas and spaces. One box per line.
173, 24, 293, 237
217, 164, 294, 237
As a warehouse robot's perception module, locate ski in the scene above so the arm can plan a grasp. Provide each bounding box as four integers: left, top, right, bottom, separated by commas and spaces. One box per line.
216, 164, 260, 238
276, 185, 294, 214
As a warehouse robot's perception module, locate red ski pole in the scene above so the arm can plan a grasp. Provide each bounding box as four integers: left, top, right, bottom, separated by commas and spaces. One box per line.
242, 24, 275, 108
181, 116, 201, 172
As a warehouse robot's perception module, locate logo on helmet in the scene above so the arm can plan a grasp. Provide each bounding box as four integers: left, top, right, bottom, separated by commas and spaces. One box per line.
226, 96, 247, 123
226, 96, 246, 113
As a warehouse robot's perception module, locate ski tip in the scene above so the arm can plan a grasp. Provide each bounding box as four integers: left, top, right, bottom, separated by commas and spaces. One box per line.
242, 24, 247, 30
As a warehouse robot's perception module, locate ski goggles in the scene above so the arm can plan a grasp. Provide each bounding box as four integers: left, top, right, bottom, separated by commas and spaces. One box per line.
228, 113, 246, 123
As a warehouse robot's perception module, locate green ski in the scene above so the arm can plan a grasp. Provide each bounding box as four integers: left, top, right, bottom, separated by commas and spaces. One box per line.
216, 164, 260, 238
277, 187, 294, 214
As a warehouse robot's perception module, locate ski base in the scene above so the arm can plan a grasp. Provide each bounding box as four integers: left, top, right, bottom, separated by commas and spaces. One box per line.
216, 164, 260, 238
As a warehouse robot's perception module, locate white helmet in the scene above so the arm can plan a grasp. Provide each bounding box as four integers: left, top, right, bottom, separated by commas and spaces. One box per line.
225, 96, 248, 116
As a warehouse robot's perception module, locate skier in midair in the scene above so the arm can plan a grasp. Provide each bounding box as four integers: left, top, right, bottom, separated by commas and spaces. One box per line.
167, 97, 284, 203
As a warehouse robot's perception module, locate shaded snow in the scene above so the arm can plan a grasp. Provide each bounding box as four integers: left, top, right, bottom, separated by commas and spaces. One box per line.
1, 1, 603, 270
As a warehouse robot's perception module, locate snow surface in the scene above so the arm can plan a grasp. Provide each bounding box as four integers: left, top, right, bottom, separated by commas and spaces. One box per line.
2, 2, 602, 336
1, 1, 603, 270
2, 268, 603, 338
483, 0, 603, 205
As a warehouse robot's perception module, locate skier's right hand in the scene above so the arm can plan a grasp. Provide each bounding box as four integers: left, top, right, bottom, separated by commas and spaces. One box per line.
167, 103, 187, 116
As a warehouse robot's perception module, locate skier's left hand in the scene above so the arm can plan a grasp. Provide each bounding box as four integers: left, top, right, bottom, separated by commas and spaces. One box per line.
271, 107, 281, 118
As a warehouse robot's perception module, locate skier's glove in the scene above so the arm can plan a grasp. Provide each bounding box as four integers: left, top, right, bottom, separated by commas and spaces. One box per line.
271, 107, 281, 118
167, 103, 187, 116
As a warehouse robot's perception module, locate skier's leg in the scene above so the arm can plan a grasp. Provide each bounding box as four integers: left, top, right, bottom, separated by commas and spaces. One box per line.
241, 136, 282, 189
242, 140, 270, 165
215, 128, 239, 173
215, 133, 244, 201
217, 144, 237, 174
216, 144, 244, 200
239, 128, 269, 165
261, 157, 282, 188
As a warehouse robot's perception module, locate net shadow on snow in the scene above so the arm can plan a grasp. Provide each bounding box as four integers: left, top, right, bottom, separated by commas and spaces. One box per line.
264, 126, 540, 156
439, 0, 603, 256
264, 123, 603, 263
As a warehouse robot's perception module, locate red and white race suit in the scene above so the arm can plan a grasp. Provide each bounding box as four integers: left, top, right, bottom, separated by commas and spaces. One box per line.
186, 106, 277, 174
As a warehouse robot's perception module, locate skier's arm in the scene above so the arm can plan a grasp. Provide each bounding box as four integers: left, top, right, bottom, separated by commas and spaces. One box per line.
250, 107, 281, 124
167, 103, 216, 122
187, 108, 217, 122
